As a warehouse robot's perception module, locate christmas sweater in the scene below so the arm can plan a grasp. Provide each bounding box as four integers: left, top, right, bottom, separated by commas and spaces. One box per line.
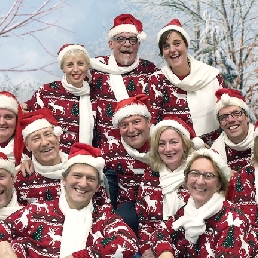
136, 170, 190, 254
148, 72, 226, 146
25, 81, 96, 154
231, 165, 258, 235
90, 56, 157, 150
103, 139, 150, 206
0, 199, 138, 258
151, 200, 258, 257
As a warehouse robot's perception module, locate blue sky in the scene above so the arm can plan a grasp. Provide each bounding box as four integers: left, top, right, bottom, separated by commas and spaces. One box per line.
0, 0, 124, 87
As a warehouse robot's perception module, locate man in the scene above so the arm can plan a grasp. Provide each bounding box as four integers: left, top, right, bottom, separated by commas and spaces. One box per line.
103, 94, 151, 235
0, 152, 22, 221
0, 143, 138, 258
212, 88, 253, 171
90, 14, 157, 150
14, 108, 68, 205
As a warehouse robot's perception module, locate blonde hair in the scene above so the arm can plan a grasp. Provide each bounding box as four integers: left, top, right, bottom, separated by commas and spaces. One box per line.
60, 49, 90, 69
184, 153, 229, 196
149, 126, 193, 172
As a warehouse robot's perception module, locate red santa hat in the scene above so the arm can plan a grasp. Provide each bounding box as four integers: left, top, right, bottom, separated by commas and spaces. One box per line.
20, 108, 63, 141
151, 116, 204, 150
215, 88, 248, 115
109, 14, 147, 42
57, 44, 90, 67
0, 152, 16, 176
112, 94, 151, 128
65, 143, 105, 181
157, 18, 190, 46
0, 91, 23, 166
185, 148, 231, 182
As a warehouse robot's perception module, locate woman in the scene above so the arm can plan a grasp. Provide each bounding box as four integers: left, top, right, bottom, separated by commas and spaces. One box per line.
149, 19, 226, 146
0, 91, 23, 166
23, 44, 94, 154
152, 148, 258, 258
136, 116, 204, 257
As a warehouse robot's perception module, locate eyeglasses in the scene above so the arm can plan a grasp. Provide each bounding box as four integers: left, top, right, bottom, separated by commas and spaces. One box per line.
188, 170, 218, 180
218, 110, 244, 122
113, 36, 138, 45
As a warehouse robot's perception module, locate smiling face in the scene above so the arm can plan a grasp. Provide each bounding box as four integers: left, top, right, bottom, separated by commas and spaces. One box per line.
0, 168, 14, 208
62, 163, 100, 210
0, 109, 16, 143
162, 31, 189, 76
26, 127, 61, 166
119, 115, 150, 149
109, 32, 140, 66
158, 128, 185, 171
218, 105, 249, 144
186, 157, 221, 208
62, 53, 89, 88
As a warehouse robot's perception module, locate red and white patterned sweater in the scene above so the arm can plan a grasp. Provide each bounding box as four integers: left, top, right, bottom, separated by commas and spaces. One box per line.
0, 199, 138, 257
136, 170, 190, 254
90, 56, 157, 150
151, 200, 258, 257
25, 81, 96, 154
148, 72, 226, 146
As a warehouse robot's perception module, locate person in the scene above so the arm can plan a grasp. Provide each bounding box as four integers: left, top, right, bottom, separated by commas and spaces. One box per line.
149, 19, 226, 146
14, 108, 67, 205
89, 13, 157, 150
136, 117, 204, 257
151, 148, 258, 258
103, 94, 151, 235
0, 91, 23, 166
212, 88, 252, 171
0, 152, 22, 220
0, 143, 138, 258
22, 44, 94, 154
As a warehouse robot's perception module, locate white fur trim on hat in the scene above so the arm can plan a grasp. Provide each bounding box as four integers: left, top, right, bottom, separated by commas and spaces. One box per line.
192, 137, 205, 150
22, 119, 52, 140
0, 95, 18, 114
0, 158, 16, 176
157, 25, 190, 46
216, 94, 249, 115
65, 155, 105, 180
109, 24, 146, 42
58, 45, 90, 67
151, 120, 190, 139
112, 104, 151, 128
186, 148, 231, 182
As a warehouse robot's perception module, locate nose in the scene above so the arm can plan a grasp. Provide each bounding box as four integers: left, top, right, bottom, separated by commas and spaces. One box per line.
79, 177, 88, 188
227, 114, 236, 122
128, 123, 135, 133
41, 136, 50, 146
0, 117, 5, 124
196, 175, 206, 184
164, 143, 173, 152
169, 44, 176, 52
73, 63, 79, 72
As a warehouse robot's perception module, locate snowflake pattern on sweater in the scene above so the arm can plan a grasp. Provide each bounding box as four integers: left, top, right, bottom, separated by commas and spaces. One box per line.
90, 56, 157, 150
0, 199, 138, 258
151, 200, 258, 257
148, 72, 226, 146
25, 81, 96, 154
136, 170, 190, 254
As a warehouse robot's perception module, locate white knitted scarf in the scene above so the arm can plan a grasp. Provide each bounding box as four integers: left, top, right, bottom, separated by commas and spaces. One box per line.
172, 192, 225, 244
211, 123, 254, 162
0, 138, 15, 164
32, 151, 68, 180
161, 54, 220, 136
62, 75, 94, 144
121, 137, 149, 164
90, 53, 140, 101
0, 190, 22, 220
59, 187, 93, 258
159, 163, 186, 220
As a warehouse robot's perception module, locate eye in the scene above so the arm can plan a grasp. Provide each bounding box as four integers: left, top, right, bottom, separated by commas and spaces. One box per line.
158, 142, 165, 146
0, 175, 6, 180
119, 123, 128, 129
73, 174, 81, 179
78, 61, 85, 66
88, 177, 96, 182
133, 120, 141, 125
163, 43, 170, 50
66, 63, 73, 67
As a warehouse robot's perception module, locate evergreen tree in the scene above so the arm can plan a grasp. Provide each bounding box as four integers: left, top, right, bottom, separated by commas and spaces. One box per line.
245, 166, 253, 175
32, 225, 44, 242
49, 81, 59, 89
0, 233, 5, 239
214, 207, 225, 222
235, 176, 244, 192
101, 235, 116, 247
141, 59, 150, 67
117, 162, 125, 174
127, 78, 136, 92
45, 189, 53, 201
71, 103, 79, 116
163, 88, 170, 103
105, 103, 114, 117
222, 226, 234, 248
96, 76, 103, 90
157, 231, 165, 240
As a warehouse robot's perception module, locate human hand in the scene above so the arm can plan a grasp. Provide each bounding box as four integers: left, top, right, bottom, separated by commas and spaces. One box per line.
142, 248, 155, 258
158, 251, 174, 258
21, 103, 29, 114
20, 159, 34, 177
0, 241, 17, 258
230, 169, 237, 177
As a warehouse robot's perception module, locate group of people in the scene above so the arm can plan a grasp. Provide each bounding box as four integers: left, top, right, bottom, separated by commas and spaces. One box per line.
0, 12, 257, 258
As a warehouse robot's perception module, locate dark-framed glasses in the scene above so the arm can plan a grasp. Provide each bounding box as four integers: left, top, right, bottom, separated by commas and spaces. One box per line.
218, 110, 244, 123
188, 170, 218, 180
113, 36, 138, 45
